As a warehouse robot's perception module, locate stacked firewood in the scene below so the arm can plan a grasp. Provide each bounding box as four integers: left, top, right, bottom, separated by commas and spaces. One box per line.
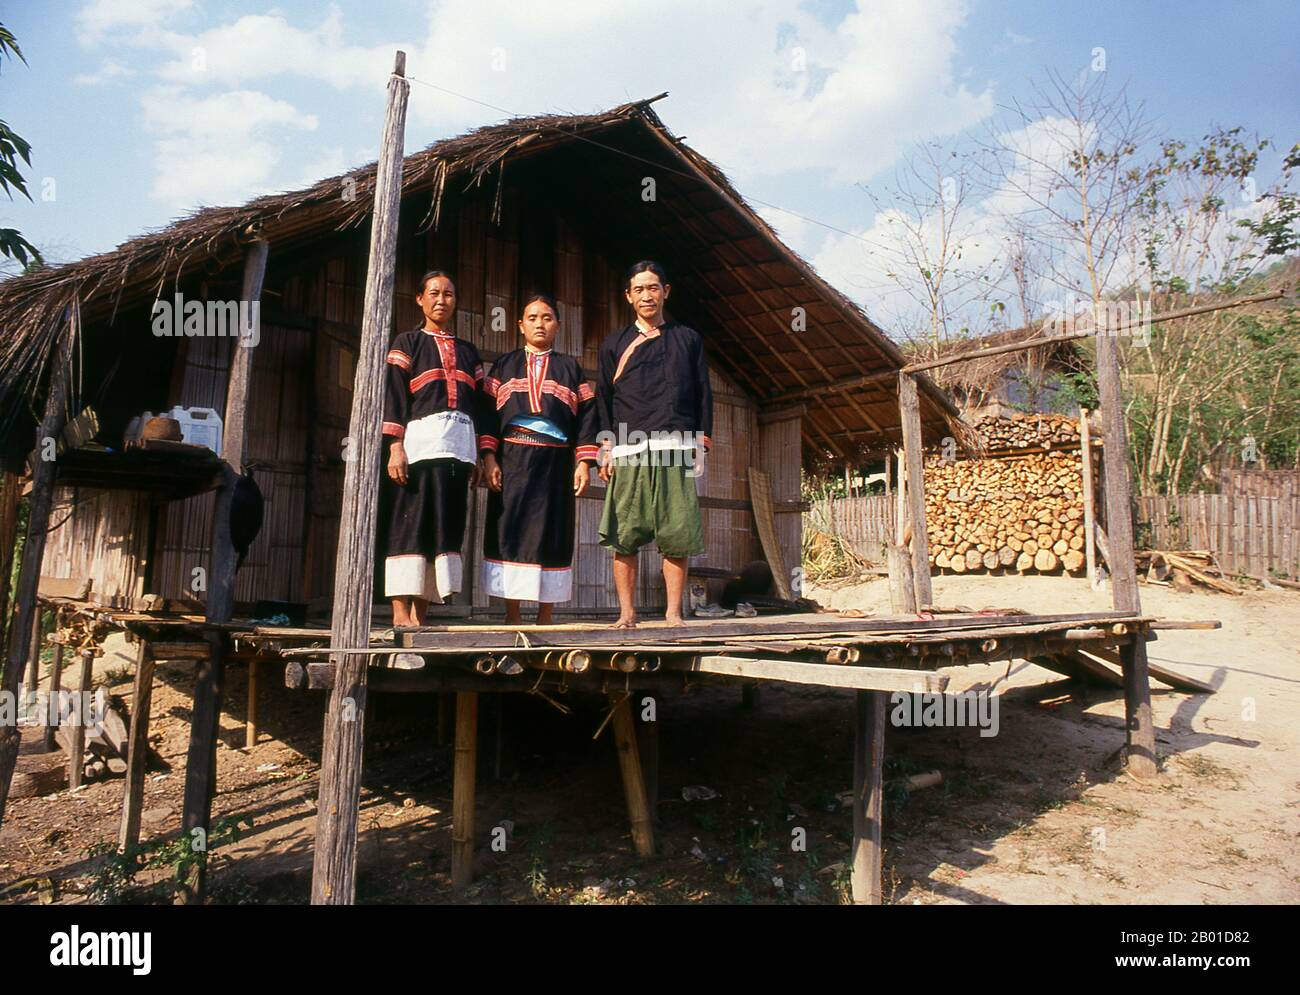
54, 696, 131, 784
972, 412, 1082, 452
924, 451, 1087, 574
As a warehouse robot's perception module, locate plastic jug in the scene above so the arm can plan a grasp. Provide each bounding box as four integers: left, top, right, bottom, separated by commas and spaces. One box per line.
167, 406, 223, 453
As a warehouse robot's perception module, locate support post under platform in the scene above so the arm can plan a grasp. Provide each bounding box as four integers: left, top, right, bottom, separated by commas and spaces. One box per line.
609, 693, 655, 857
851, 689, 886, 905
451, 690, 478, 890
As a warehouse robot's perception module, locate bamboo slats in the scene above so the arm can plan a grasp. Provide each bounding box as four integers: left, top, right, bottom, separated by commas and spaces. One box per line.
1136, 492, 1300, 581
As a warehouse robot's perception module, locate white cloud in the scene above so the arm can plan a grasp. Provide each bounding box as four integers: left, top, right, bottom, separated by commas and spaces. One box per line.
73, 59, 136, 86
141, 88, 317, 206
399, 0, 993, 185
155, 8, 403, 90
74, 0, 1001, 261
77, 0, 192, 43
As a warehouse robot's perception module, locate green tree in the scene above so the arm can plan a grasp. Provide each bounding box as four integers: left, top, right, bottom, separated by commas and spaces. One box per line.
0, 22, 41, 268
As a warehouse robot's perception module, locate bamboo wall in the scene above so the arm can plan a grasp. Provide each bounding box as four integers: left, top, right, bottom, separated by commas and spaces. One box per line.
41, 488, 150, 607
806, 495, 896, 565
1137, 492, 1300, 581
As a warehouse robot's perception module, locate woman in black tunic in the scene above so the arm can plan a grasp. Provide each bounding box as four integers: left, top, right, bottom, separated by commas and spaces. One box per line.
480, 295, 600, 624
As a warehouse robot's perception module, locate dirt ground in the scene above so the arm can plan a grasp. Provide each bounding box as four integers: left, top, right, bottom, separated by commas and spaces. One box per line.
1, 572, 1297, 905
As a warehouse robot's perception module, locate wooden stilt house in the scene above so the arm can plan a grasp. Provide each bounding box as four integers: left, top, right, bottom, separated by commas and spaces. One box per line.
0, 96, 964, 616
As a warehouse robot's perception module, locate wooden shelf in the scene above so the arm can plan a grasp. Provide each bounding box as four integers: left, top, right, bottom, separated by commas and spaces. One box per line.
52, 441, 224, 501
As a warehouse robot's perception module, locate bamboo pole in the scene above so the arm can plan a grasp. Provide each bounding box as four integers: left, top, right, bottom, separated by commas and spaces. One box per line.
0, 308, 75, 827
1095, 331, 1157, 778
311, 51, 410, 905
177, 236, 269, 903
609, 694, 655, 857
451, 691, 478, 890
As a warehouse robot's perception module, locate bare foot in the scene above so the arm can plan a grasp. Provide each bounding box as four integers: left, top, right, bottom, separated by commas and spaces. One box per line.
611, 614, 638, 629
664, 613, 687, 627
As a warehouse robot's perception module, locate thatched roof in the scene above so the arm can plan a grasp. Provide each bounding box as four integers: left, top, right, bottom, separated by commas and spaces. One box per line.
0, 95, 963, 457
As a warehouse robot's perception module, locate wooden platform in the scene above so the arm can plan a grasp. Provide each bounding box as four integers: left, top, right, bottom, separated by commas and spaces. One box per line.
23, 597, 1206, 907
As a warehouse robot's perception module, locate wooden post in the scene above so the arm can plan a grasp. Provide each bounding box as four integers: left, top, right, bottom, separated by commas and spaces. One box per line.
609, 693, 655, 857
118, 642, 154, 851
245, 660, 258, 750
886, 542, 917, 615
42, 636, 64, 752
894, 448, 905, 544
897, 374, 933, 608
23, 609, 42, 711
1095, 330, 1157, 778
311, 51, 410, 905
0, 471, 23, 650
451, 691, 478, 890
67, 649, 94, 790
635, 693, 659, 825
0, 308, 75, 827
177, 236, 269, 904
851, 689, 886, 905
1079, 407, 1099, 589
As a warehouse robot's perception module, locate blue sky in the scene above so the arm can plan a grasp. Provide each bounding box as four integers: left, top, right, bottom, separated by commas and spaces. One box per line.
3, 0, 1297, 325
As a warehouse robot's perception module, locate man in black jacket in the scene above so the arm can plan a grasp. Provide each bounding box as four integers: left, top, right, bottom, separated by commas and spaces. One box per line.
597, 261, 713, 628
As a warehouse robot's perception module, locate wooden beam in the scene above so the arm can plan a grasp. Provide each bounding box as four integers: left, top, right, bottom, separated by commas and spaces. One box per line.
769, 369, 897, 405
609, 694, 655, 858
851, 689, 886, 905
903, 290, 1287, 375
1083, 644, 1216, 694
245, 660, 258, 750
118, 642, 155, 851
898, 374, 933, 607
177, 236, 269, 903
683, 656, 948, 693
0, 308, 74, 827
1079, 407, 1099, 589
311, 50, 410, 906
451, 691, 478, 889
23, 610, 42, 712
1095, 330, 1157, 778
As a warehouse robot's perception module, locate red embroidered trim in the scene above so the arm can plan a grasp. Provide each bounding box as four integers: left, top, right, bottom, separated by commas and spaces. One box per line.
386, 350, 412, 369
410, 367, 478, 395
478, 435, 499, 453
382, 421, 405, 438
